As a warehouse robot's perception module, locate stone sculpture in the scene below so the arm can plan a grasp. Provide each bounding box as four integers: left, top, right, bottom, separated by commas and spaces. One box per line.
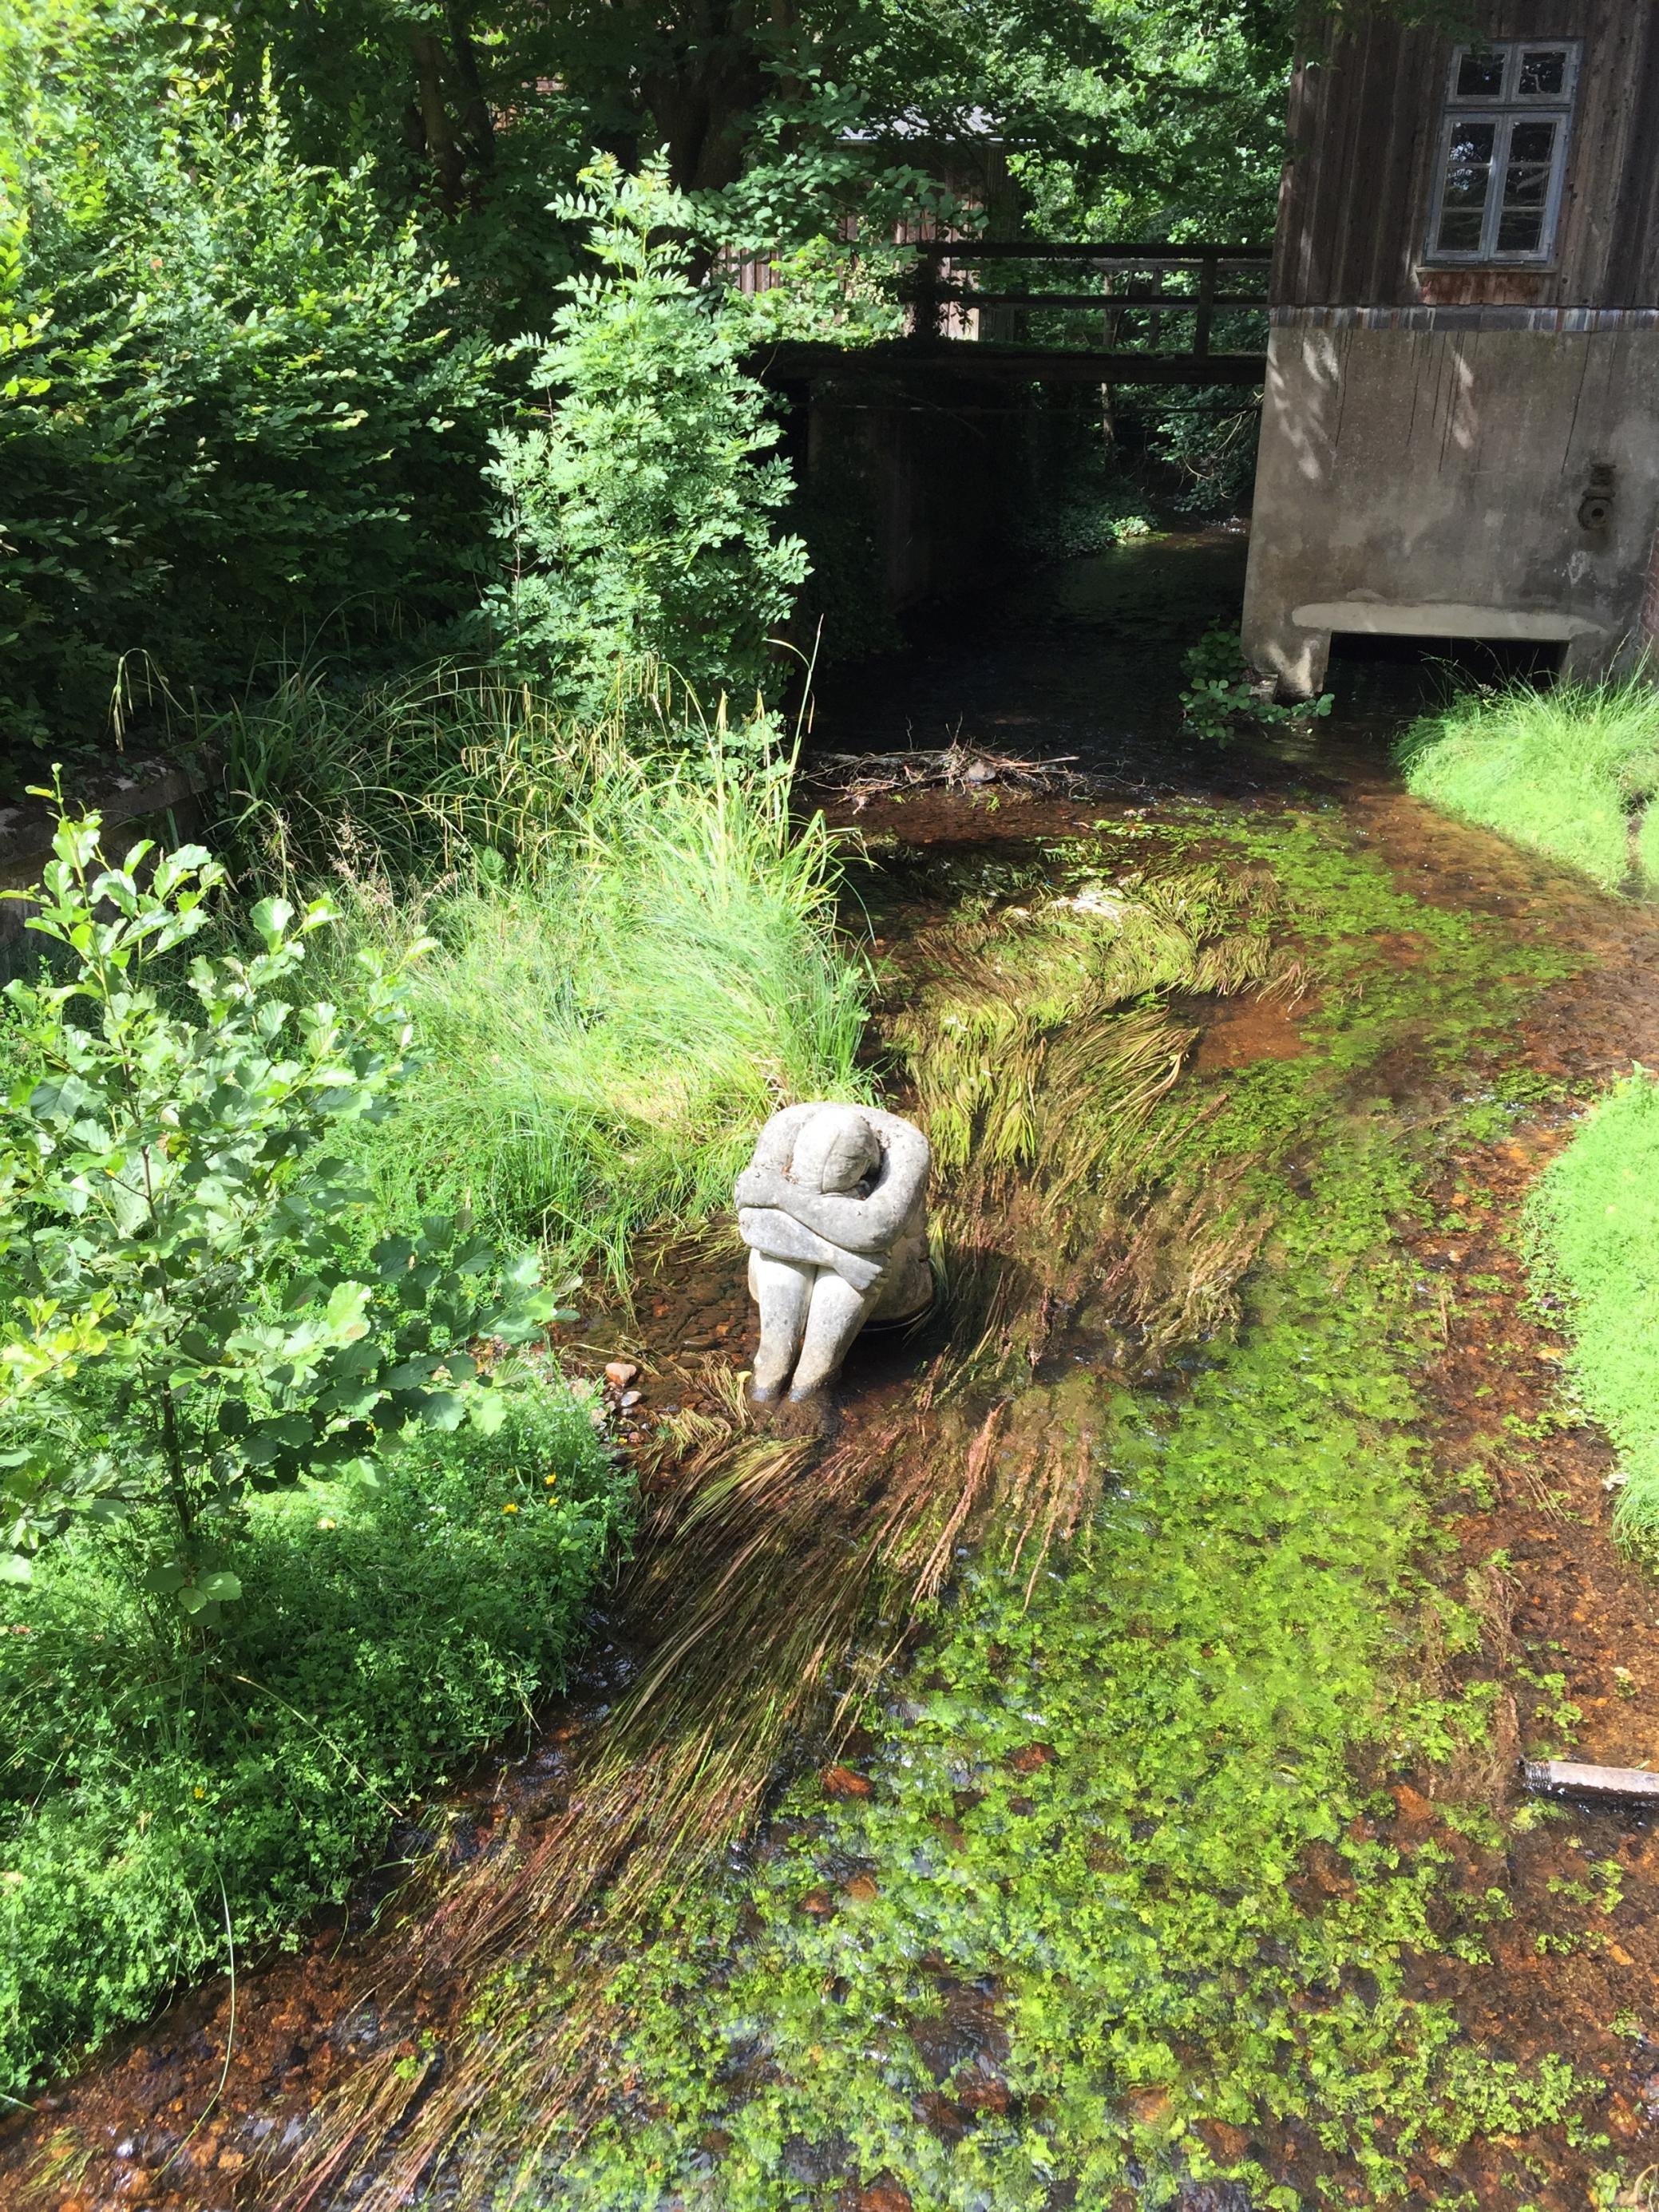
735, 1102, 932, 1404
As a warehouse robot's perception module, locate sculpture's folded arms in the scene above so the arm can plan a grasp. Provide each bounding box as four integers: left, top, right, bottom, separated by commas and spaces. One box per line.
735, 1207, 885, 1294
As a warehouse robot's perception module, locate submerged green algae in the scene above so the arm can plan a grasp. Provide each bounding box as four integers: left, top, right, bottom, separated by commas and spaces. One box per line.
509, 813, 1594, 2207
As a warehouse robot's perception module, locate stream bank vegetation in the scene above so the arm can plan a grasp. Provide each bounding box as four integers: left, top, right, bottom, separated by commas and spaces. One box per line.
0, 674, 869, 2100
218, 663, 870, 1283
233, 807, 1604, 2212
1399, 676, 1659, 894
1525, 1070, 1659, 1541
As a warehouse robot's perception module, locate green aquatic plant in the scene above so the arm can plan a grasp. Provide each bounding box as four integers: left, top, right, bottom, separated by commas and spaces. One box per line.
483, 823, 1593, 2210
888, 860, 1300, 1370
890, 861, 1289, 1178
1398, 676, 1659, 893
1181, 623, 1332, 746
560, 1154, 1582, 2210
1524, 1069, 1659, 1535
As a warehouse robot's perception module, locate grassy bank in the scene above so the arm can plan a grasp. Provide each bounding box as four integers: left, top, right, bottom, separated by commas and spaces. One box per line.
222, 667, 872, 1281
1397, 677, 1659, 892
1525, 1070, 1659, 1539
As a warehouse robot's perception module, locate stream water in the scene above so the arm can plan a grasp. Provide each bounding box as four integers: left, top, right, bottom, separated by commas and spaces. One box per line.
13, 531, 1659, 2212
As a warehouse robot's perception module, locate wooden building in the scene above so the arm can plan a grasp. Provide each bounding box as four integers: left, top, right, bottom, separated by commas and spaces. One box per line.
1242, 4, 1659, 694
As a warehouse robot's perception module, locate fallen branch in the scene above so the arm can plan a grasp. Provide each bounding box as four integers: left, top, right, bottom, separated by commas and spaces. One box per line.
806, 740, 1097, 806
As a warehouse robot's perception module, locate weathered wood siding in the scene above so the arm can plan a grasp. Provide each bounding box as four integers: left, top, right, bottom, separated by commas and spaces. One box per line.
1275, 1, 1659, 308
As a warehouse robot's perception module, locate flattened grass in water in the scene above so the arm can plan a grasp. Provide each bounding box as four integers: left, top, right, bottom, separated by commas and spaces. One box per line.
312, 741, 869, 1281
1525, 1069, 1659, 1536
1398, 675, 1659, 892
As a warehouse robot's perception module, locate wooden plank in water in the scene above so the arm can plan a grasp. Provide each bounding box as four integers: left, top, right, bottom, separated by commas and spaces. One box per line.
1522, 1758, 1659, 1806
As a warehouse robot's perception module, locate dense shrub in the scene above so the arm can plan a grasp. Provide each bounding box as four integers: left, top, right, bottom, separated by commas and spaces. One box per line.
0, 804, 554, 1599
484, 159, 808, 716
0, 1370, 629, 2095
1, 22, 496, 764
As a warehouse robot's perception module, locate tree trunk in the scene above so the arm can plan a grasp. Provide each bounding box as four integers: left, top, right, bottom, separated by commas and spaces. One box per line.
409, 27, 466, 214
445, 0, 497, 192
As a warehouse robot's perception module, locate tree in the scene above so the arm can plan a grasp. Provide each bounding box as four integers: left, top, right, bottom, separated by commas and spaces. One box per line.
485, 157, 807, 713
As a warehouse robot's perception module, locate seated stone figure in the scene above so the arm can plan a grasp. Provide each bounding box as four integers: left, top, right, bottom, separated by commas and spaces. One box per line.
735, 1102, 932, 1404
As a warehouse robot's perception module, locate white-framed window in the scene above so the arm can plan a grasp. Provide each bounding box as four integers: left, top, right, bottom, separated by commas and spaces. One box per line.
1425, 40, 1580, 264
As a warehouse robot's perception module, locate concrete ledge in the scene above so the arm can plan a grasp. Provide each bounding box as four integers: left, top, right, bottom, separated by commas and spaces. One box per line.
1289, 600, 1605, 643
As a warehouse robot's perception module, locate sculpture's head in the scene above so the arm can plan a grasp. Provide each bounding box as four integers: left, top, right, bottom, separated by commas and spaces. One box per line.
790, 1104, 881, 1194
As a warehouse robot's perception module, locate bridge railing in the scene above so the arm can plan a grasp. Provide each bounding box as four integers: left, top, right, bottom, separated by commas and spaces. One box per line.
905, 242, 1272, 362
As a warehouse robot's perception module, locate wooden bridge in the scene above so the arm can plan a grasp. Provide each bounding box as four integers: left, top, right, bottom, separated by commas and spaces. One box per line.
758, 242, 1271, 387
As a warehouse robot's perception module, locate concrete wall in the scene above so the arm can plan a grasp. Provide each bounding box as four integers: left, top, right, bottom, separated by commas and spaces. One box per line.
1242, 313, 1659, 694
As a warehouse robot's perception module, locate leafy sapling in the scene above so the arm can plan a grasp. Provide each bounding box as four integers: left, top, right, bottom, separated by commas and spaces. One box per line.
0, 797, 562, 1616
1179, 623, 1333, 746
485, 154, 809, 719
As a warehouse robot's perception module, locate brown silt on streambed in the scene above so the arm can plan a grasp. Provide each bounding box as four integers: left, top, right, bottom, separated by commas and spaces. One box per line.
12, 533, 1659, 2210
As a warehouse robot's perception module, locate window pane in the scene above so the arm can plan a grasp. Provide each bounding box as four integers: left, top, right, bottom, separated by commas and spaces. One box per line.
1456, 47, 1507, 97
1447, 119, 1497, 168
1509, 120, 1557, 164
1437, 117, 1494, 251
1503, 163, 1552, 210
1497, 207, 1546, 253
1518, 47, 1568, 97
1437, 209, 1487, 253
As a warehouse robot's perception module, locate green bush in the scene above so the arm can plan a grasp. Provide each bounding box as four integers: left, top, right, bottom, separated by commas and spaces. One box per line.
0, 801, 556, 1601
1524, 1070, 1659, 1537
0, 1366, 629, 2096
1398, 678, 1659, 892
1, 18, 497, 766
1182, 623, 1332, 745
483, 157, 808, 717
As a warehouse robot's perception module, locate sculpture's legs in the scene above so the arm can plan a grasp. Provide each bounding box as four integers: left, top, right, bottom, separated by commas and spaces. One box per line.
749, 1252, 814, 1403
788, 1268, 877, 1399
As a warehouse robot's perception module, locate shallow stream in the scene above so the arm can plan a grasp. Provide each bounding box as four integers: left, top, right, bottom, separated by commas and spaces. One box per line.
14, 532, 1659, 2212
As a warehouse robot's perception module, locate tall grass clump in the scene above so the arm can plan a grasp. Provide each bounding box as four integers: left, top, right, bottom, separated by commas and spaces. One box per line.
224, 664, 872, 1282
1524, 1070, 1659, 1540
1397, 676, 1659, 892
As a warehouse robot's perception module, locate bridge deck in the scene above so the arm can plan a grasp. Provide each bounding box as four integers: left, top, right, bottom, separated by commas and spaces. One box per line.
756, 338, 1268, 388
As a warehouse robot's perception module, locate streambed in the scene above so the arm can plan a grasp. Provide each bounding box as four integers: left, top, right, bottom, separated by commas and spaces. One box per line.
11, 536, 1659, 2212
